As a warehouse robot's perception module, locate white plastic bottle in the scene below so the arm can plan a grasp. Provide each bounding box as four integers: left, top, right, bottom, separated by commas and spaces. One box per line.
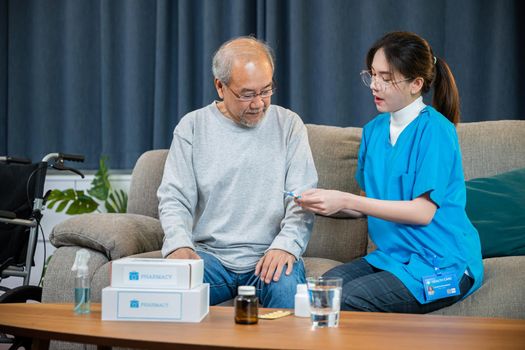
294, 283, 310, 317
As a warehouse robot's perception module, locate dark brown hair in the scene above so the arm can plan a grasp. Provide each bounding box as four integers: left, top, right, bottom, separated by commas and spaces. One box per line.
366, 32, 460, 124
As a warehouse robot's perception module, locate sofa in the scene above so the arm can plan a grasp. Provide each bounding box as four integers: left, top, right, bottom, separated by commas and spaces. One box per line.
43, 120, 525, 322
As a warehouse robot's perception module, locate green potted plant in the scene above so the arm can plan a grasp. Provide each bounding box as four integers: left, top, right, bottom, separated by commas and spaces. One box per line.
46, 156, 127, 214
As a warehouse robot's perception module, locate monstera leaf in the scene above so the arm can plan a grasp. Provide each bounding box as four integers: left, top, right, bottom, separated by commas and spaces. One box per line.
46, 189, 99, 214
105, 189, 128, 213
46, 156, 127, 215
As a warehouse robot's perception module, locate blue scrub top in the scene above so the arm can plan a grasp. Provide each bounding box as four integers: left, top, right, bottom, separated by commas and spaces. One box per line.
356, 106, 483, 304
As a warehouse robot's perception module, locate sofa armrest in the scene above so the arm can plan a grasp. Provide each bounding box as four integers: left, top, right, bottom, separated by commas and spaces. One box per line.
305, 215, 368, 262
42, 246, 109, 303
49, 213, 164, 260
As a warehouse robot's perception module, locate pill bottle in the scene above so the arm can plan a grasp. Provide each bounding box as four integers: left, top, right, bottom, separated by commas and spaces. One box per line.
294, 283, 310, 317
234, 286, 258, 324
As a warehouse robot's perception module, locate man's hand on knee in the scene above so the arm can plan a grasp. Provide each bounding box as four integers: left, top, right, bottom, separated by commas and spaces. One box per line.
166, 247, 200, 260
255, 249, 295, 284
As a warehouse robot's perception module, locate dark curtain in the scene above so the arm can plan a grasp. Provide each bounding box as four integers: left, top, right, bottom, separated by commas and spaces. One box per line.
0, 0, 6, 159
1, 0, 523, 169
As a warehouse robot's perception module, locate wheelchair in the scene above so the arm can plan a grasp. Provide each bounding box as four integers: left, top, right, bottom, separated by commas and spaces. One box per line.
0, 153, 84, 350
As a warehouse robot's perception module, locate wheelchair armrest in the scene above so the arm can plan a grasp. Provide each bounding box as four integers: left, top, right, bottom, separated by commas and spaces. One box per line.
0, 215, 37, 227
49, 213, 164, 260
0, 210, 16, 219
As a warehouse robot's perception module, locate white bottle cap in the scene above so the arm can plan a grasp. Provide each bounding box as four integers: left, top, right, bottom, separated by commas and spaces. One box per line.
297, 283, 308, 294
238, 286, 256, 296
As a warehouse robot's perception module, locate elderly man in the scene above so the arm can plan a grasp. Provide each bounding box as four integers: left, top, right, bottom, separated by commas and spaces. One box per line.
157, 36, 317, 308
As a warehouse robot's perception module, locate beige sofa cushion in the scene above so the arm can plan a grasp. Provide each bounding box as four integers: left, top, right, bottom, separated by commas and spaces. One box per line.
306, 124, 362, 194
303, 257, 342, 278
432, 256, 525, 319
127, 150, 168, 218
305, 124, 368, 263
457, 120, 525, 180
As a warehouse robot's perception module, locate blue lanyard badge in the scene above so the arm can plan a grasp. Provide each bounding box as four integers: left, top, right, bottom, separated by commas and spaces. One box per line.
422, 267, 460, 302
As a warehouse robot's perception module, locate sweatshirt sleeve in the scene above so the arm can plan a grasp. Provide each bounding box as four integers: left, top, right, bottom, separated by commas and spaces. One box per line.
268, 115, 318, 259
157, 119, 198, 257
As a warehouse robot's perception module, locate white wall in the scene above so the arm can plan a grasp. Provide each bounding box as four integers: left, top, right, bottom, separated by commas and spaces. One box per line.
1, 173, 131, 290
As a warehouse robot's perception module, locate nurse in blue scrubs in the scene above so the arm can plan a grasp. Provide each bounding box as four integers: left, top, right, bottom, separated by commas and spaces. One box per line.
297, 32, 483, 313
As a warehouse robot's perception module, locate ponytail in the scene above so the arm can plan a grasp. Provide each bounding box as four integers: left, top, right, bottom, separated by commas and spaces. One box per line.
432, 57, 460, 125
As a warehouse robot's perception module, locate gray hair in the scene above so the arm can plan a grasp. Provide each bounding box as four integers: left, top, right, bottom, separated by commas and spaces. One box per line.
212, 36, 275, 85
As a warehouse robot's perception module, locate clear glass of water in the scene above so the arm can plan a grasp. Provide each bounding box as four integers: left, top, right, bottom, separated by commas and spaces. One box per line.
306, 276, 343, 328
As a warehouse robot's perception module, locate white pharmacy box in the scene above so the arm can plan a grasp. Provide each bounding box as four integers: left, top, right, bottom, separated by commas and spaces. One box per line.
101, 283, 209, 322
110, 258, 203, 289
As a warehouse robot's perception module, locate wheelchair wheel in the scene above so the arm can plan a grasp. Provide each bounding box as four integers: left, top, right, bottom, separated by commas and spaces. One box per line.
0, 285, 42, 349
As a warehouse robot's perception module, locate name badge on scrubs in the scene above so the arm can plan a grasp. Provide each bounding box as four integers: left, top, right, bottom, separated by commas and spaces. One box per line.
422, 269, 460, 302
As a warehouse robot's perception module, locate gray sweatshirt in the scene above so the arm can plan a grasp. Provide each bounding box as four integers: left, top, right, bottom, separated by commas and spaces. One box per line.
158, 102, 318, 273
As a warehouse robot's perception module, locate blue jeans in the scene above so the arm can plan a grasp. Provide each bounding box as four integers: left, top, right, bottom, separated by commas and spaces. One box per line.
197, 251, 305, 308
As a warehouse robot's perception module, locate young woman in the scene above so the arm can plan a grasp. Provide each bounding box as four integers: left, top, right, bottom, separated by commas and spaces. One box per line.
297, 32, 483, 313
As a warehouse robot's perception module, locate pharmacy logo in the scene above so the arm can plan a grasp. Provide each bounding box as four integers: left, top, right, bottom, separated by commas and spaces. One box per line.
129, 271, 139, 280
130, 299, 139, 308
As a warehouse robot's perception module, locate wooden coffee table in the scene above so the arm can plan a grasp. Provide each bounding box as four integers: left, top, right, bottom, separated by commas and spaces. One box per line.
0, 303, 524, 349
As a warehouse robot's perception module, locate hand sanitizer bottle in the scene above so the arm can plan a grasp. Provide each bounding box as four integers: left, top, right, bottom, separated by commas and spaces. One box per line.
294, 283, 310, 317
71, 249, 91, 314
